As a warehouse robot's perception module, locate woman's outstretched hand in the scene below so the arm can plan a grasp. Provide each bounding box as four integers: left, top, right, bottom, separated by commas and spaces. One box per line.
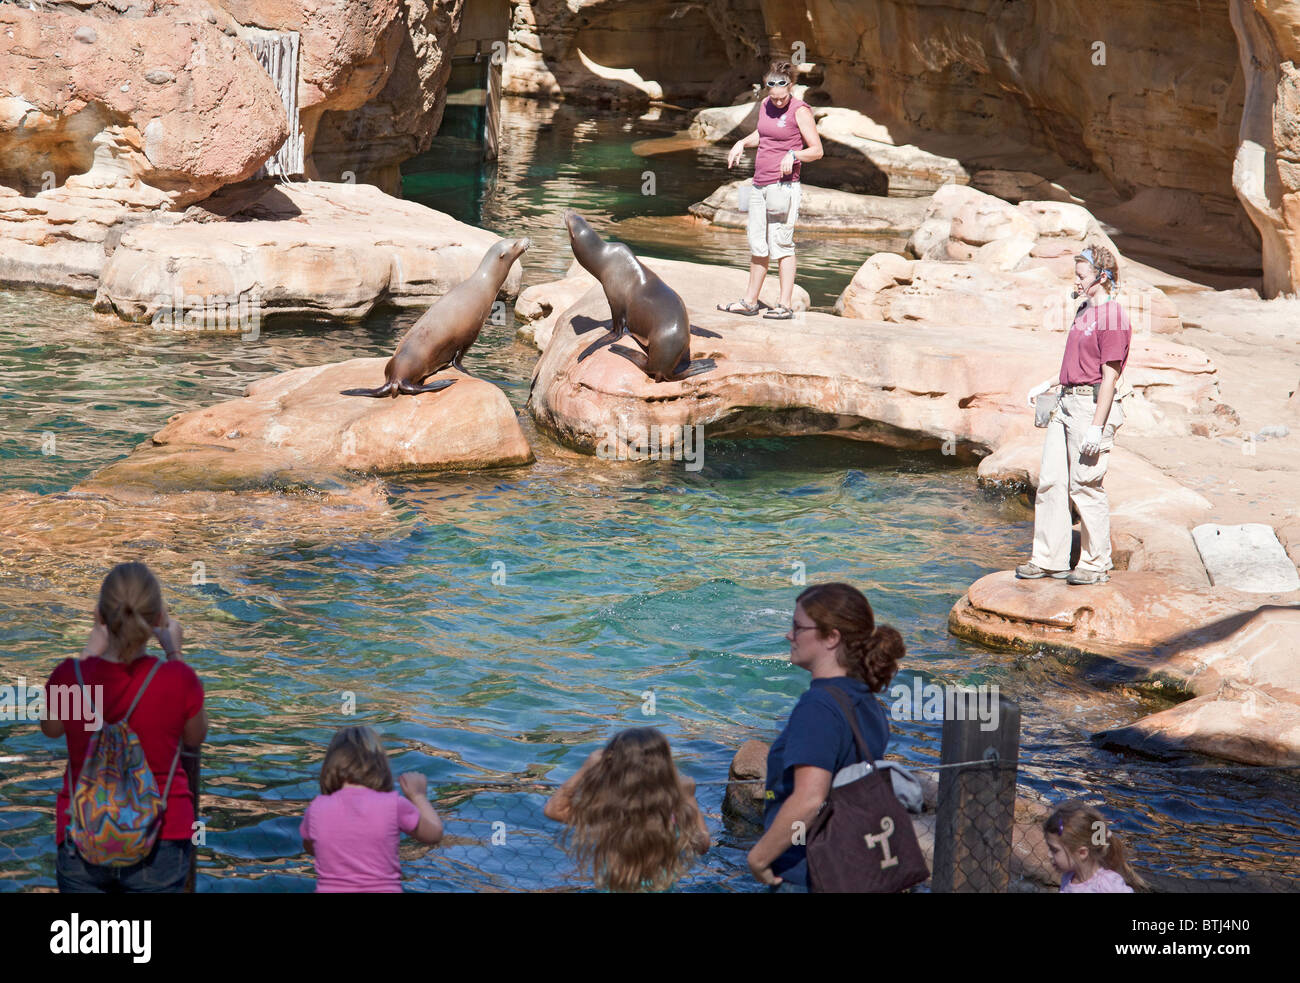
727, 141, 746, 169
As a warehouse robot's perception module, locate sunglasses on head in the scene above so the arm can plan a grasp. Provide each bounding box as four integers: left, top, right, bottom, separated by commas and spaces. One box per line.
766, 79, 789, 87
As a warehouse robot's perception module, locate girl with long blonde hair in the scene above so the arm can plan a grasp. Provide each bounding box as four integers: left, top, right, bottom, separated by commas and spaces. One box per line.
545, 728, 710, 892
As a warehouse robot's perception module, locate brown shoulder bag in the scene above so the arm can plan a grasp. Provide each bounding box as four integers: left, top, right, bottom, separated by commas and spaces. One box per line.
806, 688, 931, 893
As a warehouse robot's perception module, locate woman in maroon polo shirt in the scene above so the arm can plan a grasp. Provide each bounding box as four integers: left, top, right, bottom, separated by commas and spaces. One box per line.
1016, 245, 1131, 586
42, 562, 207, 892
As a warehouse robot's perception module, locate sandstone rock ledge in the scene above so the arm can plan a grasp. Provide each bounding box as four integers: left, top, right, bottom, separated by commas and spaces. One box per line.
949, 439, 1300, 766
92, 182, 523, 324
117, 359, 535, 487
950, 573, 1300, 767
525, 258, 1223, 460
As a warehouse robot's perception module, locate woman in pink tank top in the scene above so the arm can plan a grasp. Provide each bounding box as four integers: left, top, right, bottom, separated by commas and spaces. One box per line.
717, 60, 823, 320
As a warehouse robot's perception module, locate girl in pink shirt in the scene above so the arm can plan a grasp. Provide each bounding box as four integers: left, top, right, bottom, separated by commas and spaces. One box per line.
300, 726, 443, 892
1043, 799, 1144, 893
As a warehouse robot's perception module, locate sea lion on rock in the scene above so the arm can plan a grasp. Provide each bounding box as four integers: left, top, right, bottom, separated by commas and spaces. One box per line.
342, 237, 531, 397
562, 209, 716, 383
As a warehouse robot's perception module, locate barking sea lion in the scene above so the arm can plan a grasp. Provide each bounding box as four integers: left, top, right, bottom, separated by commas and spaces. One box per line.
562, 210, 716, 383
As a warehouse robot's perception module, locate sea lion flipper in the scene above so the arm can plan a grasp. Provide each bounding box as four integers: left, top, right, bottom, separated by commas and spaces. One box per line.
577, 331, 620, 362
341, 382, 395, 398
608, 344, 650, 374
689, 325, 722, 339
399, 378, 457, 395
676, 358, 717, 380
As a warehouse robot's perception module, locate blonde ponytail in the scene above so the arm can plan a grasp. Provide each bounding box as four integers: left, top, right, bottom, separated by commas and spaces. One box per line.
96, 562, 163, 664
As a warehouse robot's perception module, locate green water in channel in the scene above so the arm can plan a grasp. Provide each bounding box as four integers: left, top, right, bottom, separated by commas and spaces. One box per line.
0, 100, 1296, 892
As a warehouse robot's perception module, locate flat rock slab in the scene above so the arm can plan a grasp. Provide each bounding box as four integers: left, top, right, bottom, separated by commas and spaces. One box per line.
688, 181, 930, 240
93, 182, 522, 323
951, 574, 1300, 764
1192, 523, 1300, 593
950, 571, 1244, 682
1096, 684, 1300, 767
527, 287, 1066, 461
146, 358, 533, 483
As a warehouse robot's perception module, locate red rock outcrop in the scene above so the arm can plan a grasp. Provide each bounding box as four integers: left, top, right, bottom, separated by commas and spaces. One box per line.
0, 5, 288, 204
525, 255, 1218, 460
146, 357, 534, 479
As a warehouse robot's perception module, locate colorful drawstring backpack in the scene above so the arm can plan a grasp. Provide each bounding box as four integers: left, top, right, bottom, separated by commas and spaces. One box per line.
66, 658, 181, 866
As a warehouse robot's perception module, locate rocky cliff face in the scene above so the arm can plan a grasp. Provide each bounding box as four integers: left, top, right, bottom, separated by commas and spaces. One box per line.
503, 0, 1300, 298
0, 0, 463, 293
214, 0, 464, 193
0, 0, 461, 206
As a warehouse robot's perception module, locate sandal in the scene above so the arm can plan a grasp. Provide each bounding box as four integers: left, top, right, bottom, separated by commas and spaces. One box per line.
717, 298, 760, 316
763, 304, 794, 320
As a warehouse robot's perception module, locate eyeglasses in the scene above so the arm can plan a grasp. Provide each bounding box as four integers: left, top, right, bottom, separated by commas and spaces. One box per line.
791, 620, 818, 634
766, 79, 789, 87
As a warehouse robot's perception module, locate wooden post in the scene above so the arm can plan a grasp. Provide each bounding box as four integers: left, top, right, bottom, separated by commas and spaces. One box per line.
932, 694, 1020, 892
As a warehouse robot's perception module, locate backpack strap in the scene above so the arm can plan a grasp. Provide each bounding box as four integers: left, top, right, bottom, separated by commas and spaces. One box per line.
121, 657, 183, 814
72, 658, 94, 723
66, 660, 96, 803
121, 657, 165, 723
825, 686, 874, 767
156, 741, 183, 812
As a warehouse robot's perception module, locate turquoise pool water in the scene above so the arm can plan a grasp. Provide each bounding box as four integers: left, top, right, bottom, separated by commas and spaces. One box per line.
0, 101, 1296, 892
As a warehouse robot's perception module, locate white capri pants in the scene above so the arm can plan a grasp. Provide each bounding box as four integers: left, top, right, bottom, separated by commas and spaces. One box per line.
746, 181, 802, 261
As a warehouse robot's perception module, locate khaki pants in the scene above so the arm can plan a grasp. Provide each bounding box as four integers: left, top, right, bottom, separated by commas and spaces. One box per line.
1030, 391, 1124, 573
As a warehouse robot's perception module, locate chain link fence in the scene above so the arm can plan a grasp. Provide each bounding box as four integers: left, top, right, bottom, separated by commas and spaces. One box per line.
6, 720, 1299, 892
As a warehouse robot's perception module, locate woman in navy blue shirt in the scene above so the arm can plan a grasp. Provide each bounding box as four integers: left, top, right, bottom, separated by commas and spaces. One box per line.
748, 582, 904, 891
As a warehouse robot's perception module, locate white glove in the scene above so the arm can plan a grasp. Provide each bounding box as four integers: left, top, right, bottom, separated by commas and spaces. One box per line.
1081, 425, 1104, 456
1025, 378, 1054, 409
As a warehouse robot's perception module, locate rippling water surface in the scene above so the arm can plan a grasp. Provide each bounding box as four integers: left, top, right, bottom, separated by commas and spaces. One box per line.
1, 101, 1296, 892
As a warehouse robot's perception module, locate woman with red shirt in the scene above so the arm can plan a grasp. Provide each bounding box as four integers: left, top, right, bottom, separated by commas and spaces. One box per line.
42, 562, 207, 892
718, 60, 823, 320
1016, 246, 1131, 585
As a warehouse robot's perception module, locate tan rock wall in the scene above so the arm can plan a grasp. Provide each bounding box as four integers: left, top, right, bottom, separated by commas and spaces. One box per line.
504, 0, 1300, 296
